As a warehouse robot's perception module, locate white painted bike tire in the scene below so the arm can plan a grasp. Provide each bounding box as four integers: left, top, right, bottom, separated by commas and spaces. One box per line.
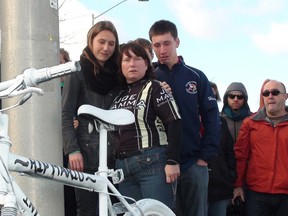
123, 198, 175, 216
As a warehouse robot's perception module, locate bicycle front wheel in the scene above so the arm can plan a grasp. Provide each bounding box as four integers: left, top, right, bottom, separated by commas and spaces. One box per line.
123, 198, 175, 216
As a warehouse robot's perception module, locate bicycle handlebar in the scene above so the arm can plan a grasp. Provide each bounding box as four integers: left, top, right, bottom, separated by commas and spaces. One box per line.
23, 61, 80, 86
0, 61, 81, 98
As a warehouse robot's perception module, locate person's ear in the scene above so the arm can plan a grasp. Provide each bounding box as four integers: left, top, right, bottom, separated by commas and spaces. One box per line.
176, 37, 180, 48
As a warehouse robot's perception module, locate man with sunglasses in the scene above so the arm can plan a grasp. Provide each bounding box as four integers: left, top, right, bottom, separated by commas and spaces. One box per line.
221, 82, 251, 215
233, 80, 288, 216
221, 82, 252, 142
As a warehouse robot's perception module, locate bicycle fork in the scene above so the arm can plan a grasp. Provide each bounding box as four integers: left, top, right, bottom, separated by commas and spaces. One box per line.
0, 193, 17, 216
0, 113, 18, 216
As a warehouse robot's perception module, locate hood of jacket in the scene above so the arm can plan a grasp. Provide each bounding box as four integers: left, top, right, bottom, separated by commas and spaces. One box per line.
221, 82, 251, 114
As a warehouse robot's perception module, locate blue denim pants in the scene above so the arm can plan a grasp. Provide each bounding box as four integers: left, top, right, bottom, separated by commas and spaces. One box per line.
115, 146, 173, 208
177, 163, 209, 216
245, 189, 288, 216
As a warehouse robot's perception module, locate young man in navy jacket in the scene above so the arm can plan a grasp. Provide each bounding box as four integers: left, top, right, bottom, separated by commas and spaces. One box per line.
149, 20, 220, 216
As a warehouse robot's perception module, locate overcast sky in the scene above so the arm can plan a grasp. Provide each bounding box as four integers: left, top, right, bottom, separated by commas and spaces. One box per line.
59, 0, 288, 112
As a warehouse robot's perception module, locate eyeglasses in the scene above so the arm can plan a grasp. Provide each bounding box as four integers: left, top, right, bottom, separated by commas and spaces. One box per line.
262, 89, 285, 97
228, 94, 244, 100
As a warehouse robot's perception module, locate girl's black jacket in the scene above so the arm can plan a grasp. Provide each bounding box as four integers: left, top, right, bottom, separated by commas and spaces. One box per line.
62, 69, 119, 173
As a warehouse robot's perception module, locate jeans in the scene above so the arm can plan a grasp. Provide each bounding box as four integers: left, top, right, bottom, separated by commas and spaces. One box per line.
115, 146, 173, 208
177, 163, 209, 216
245, 189, 288, 216
208, 199, 229, 216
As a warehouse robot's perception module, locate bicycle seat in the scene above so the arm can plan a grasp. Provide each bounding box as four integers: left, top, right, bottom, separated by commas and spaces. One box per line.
77, 104, 134, 126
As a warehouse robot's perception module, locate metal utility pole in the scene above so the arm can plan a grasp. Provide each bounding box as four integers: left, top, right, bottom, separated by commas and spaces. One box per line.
0, 0, 63, 215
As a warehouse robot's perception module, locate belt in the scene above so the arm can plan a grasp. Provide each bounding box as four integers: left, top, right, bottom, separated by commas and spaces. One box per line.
113, 149, 143, 160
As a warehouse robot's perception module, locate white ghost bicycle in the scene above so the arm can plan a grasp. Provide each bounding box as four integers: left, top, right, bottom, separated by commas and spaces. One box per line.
0, 61, 175, 216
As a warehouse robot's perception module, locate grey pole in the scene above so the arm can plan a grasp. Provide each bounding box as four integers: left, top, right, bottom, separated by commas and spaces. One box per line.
1, 0, 64, 215
91, 0, 149, 25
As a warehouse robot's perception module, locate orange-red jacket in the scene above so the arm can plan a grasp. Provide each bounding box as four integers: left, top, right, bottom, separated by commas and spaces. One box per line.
234, 108, 288, 194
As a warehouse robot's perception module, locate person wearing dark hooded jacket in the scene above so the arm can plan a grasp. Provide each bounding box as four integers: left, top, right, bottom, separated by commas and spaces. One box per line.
221, 82, 252, 143
221, 82, 251, 215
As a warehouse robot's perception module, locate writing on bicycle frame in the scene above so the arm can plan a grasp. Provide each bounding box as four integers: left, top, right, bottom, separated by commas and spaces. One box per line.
14, 158, 97, 182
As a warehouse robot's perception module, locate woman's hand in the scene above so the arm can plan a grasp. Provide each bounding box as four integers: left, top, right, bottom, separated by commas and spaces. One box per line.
160, 81, 172, 94
165, 164, 180, 183
73, 119, 79, 129
69, 152, 84, 172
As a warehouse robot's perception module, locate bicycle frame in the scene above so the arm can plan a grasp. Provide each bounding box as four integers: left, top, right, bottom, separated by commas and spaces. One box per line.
0, 62, 175, 216
0, 111, 138, 216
